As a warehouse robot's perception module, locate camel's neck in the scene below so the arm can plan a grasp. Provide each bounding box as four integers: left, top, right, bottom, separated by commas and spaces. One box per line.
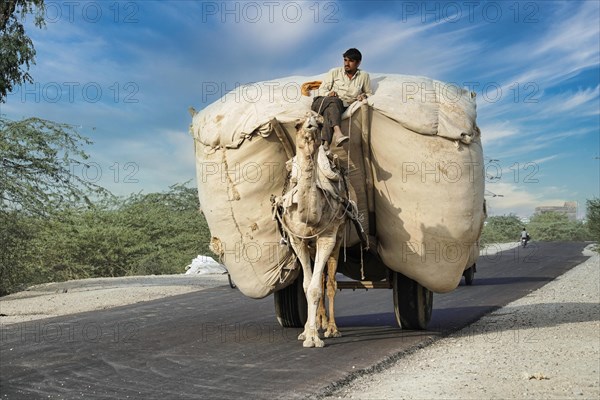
295, 150, 322, 224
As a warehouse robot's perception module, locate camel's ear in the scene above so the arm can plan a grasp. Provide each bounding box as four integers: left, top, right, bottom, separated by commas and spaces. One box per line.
295, 119, 303, 131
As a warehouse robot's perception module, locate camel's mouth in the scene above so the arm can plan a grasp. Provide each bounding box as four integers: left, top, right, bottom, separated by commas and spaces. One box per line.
304, 116, 319, 131
302, 114, 324, 136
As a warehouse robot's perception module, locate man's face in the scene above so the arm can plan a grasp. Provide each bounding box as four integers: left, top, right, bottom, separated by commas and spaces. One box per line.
343, 57, 361, 74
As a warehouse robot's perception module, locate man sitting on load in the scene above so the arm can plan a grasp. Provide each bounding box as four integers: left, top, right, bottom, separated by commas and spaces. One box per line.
311, 48, 372, 150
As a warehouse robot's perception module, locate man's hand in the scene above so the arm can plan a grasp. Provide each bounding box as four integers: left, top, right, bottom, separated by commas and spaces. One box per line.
328, 91, 338, 97
357, 94, 368, 101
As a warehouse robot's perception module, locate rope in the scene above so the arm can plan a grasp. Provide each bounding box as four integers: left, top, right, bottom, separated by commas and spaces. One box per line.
275, 187, 345, 241
273, 112, 370, 285
317, 96, 327, 115
274, 149, 346, 241
347, 110, 352, 172
360, 243, 365, 280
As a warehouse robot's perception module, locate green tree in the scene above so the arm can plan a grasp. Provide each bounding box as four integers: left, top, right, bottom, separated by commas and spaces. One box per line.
116, 183, 211, 275
585, 198, 600, 242
22, 184, 211, 284
480, 214, 524, 245
0, 0, 46, 102
0, 117, 107, 216
0, 211, 38, 295
528, 211, 589, 241
0, 116, 108, 295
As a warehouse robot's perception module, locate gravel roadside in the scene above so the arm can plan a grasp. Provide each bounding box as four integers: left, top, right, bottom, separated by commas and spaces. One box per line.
327, 244, 600, 399
0, 274, 230, 325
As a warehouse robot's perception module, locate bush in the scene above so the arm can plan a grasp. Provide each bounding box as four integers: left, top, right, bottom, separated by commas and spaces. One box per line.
0, 184, 212, 295
586, 198, 600, 242
528, 211, 591, 242
0, 212, 37, 295
479, 214, 523, 246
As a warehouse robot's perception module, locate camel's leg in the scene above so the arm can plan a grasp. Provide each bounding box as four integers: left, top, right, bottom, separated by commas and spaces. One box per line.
288, 237, 312, 342
316, 272, 328, 331
324, 238, 343, 338
303, 237, 336, 348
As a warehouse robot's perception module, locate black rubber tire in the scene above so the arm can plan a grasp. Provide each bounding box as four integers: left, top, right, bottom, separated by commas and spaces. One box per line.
463, 265, 475, 286
392, 271, 433, 330
274, 274, 307, 328
227, 273, 236, 289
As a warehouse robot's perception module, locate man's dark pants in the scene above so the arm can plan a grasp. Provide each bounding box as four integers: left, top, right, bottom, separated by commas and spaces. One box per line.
311, 96, 347, 144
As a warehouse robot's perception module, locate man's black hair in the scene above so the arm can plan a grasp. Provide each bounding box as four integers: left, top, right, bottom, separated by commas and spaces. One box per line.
343, 48, 362, 61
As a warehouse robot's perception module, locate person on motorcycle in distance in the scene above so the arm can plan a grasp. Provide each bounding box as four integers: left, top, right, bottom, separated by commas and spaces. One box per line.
520, 228, 530, 247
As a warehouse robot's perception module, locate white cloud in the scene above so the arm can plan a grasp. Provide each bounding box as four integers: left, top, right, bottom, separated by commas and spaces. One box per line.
88, 128, 196, 196
496, 2, 599, 92
537, 85, 600, 117
479, 121, 521, 146
535, 2, 600, 60
484, 181, 573, 218
4, 0, 596, 219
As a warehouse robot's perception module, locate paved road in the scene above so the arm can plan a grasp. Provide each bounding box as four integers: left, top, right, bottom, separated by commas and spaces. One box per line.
0, 242, 590, 399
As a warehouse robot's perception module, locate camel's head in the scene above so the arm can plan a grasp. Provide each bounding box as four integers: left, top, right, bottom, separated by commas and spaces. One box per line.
295, 112, 323, 154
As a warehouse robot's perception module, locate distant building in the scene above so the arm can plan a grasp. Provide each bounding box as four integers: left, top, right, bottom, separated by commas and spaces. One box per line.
534, 201, 577, 221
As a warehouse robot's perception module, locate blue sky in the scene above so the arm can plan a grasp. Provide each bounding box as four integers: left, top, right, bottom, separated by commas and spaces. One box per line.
2, 0, 598, 219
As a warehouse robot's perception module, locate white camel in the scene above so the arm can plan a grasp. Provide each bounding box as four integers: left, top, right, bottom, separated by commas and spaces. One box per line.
279, 112, 349, 348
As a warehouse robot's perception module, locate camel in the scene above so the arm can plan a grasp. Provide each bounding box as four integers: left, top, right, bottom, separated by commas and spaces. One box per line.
277, 112, 350, 348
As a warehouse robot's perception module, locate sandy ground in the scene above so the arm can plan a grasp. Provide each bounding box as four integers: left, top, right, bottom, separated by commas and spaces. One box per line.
1, 244, 598, 399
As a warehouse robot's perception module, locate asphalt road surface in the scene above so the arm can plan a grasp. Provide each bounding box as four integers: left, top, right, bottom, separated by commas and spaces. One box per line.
0, 242, 590, 399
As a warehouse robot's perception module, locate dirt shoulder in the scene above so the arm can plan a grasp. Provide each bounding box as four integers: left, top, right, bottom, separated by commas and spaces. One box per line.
326, 245, 600, 399
0, 274, 229, 325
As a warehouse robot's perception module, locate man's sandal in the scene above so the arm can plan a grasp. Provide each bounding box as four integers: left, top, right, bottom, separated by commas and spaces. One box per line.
335, 135, 349, 147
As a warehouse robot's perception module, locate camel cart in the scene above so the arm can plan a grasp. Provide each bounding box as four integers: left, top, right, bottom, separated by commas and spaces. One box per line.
190, 74, 486, 331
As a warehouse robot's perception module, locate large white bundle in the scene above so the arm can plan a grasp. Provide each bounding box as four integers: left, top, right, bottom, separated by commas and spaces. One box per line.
193, 126, 296, 298
191, 73, 484, 298
369, 111, 485, 292
191, 74, 477, 149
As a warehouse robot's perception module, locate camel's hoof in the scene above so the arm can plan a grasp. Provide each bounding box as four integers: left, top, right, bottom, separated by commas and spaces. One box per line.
316, 318, 328, 331
303, 337, 324, 348
298, 332, 306, 341
325, 329, 342, 338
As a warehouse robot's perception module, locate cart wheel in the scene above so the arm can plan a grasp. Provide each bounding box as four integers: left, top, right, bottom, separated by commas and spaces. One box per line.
463, 265, 475, 286
227, 273, 236, 289
392, 271, 433, 330
274, 274, 307, 328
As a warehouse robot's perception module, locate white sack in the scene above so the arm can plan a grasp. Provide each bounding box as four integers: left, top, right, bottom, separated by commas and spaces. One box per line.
191, 73, 484, 297
185, 255, 227, 275
192, 74, 477, 149
194, 128, 297, 298
370, 110, 485, 292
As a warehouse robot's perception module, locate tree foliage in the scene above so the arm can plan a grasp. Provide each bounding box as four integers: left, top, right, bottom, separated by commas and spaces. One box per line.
0, 115, 210, 296
0, 184, 211, 295
527, 211, 589, 241
0, 211, 38, 295
0, 0, 46, 102
479, 214, 523, 245
0, 117, 107, 216
586, 198, 600, 242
